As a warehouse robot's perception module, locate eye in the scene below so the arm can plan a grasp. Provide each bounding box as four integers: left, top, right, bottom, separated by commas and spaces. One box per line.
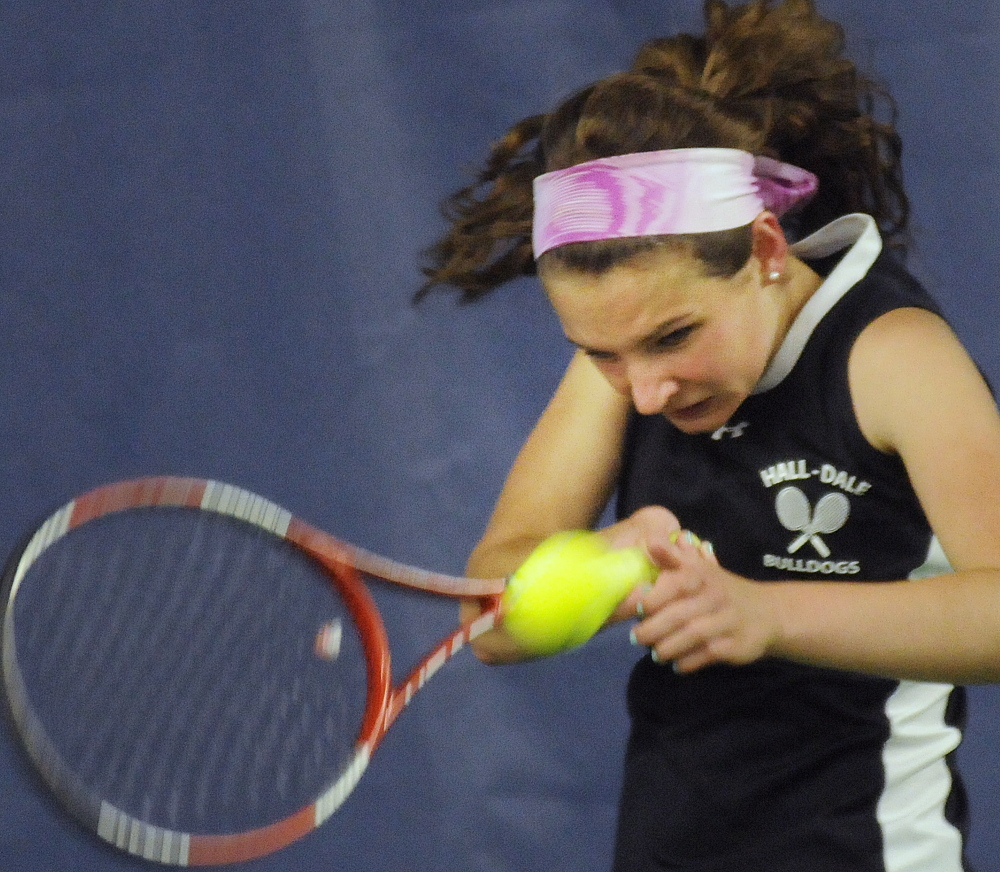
653, 325, 696, 350
583, 348, 619, 364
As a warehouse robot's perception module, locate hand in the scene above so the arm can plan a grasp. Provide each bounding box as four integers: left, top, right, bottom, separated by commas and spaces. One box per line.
631, 533, 781, 673
501, 530, 658, 657
600, 505, 681, 552
600, 506, 682, 622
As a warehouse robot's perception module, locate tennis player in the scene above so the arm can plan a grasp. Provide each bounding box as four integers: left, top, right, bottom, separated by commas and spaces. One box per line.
421, 1, 1000, 869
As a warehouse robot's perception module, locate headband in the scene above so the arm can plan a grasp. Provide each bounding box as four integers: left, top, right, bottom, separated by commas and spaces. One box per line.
531, 147, 818, 259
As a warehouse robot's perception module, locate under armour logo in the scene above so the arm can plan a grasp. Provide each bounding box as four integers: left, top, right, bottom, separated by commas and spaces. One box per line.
711, 421, 749, 440
775, 486, 850, 557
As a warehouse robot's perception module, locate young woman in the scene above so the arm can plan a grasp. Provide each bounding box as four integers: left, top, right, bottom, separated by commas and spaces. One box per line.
421, 2, 1000, 869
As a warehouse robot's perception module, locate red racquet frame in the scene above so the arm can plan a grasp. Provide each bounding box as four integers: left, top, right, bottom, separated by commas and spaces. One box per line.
3, 476, 504, 865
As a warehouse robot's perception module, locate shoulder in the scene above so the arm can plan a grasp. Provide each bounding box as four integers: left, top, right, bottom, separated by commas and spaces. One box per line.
849, 306, 995, 455
849, 305, 1000, 573
787, 250, 938, 384
830, 253, 939, 332
853, 305, 951, 357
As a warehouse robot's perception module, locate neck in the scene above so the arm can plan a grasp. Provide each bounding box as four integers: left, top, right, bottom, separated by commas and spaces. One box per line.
776, 255, 824, 336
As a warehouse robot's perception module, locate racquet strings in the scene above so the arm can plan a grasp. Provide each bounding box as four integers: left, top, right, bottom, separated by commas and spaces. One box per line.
5, 506, 370, 834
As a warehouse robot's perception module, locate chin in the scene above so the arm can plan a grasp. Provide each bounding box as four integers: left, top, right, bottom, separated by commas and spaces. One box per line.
668, 416, 721, 435
665, 397, 736, 434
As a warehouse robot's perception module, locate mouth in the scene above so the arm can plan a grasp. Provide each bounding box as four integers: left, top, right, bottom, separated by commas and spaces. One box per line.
666, 396, 724, 431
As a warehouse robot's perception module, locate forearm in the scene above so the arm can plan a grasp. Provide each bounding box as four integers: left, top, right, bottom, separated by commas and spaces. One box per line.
458, 534, 546, 664
769, 569, 1000, 684
461, 354, 632, 664
464, 529, 644, 665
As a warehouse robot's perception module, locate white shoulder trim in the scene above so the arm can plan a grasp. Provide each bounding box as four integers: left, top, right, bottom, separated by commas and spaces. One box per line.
753, 214, 883, 394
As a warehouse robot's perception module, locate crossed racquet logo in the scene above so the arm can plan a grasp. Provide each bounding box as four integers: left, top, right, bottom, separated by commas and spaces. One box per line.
775, 486, 850, 557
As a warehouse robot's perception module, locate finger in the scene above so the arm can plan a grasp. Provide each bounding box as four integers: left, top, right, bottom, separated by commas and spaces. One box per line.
620, 581, 655, 619
668, 529, 703, 549
640, 549, 719, 613
670, 531, 719, 567
635, 566, 700, 617
648, 612, 737, 669
672, 630, 743, 672
631, 586, 719, 647
659, 533, 713, 568
646, 528, 703, 569
669, 646, 716, 674
602, 505, 681, 552
646, 540, 681, 571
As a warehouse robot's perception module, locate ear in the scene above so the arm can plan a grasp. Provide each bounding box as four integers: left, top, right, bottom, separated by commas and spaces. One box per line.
750, 211, 789, 284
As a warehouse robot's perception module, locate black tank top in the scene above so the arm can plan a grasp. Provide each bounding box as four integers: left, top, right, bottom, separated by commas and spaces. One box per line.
612, 227, 969, 871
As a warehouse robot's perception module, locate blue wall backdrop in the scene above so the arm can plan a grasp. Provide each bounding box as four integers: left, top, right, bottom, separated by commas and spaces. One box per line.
1, 2, 998, 870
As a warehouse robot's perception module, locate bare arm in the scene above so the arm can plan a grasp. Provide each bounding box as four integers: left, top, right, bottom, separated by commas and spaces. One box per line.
632, 308, 1000, 683
772, 307, 1000, 682
463, 351, 635, 662
467, 351, 631, 576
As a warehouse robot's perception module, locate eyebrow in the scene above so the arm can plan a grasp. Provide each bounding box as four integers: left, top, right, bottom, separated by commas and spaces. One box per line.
566, 317, 692, 356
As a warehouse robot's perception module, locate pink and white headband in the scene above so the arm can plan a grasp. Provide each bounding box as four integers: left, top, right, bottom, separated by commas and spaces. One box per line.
531, 147, 818, 259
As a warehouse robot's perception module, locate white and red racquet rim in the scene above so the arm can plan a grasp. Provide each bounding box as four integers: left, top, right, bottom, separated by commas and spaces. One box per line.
2, 475, 504, 865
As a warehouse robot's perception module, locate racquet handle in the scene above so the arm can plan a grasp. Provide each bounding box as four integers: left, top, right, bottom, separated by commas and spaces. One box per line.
501, 531, 657, 657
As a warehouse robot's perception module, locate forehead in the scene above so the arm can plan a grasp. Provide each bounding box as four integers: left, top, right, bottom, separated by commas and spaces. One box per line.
540, 246, 713, 315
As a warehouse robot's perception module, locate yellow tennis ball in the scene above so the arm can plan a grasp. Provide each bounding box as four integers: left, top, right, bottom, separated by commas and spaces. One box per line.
562, 546, 659, 648
501, 531, 657, 657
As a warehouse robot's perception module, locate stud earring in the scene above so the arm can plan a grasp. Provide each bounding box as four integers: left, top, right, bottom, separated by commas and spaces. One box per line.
768, 271, 782, 282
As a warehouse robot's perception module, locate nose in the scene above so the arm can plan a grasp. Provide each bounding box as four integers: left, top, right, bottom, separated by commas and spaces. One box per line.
627, 361, 680, 415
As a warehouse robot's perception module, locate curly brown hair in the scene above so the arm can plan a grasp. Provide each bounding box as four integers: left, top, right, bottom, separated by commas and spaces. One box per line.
419, 0, 906, 301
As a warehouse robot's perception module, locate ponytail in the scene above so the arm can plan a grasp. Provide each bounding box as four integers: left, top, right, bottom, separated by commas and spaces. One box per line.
416, 115, 544, 300
691, 0, 907, 241
420, 0, 908, 301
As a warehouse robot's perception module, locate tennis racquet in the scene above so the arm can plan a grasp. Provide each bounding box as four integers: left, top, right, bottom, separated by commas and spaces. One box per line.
1, 476, 504, 866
